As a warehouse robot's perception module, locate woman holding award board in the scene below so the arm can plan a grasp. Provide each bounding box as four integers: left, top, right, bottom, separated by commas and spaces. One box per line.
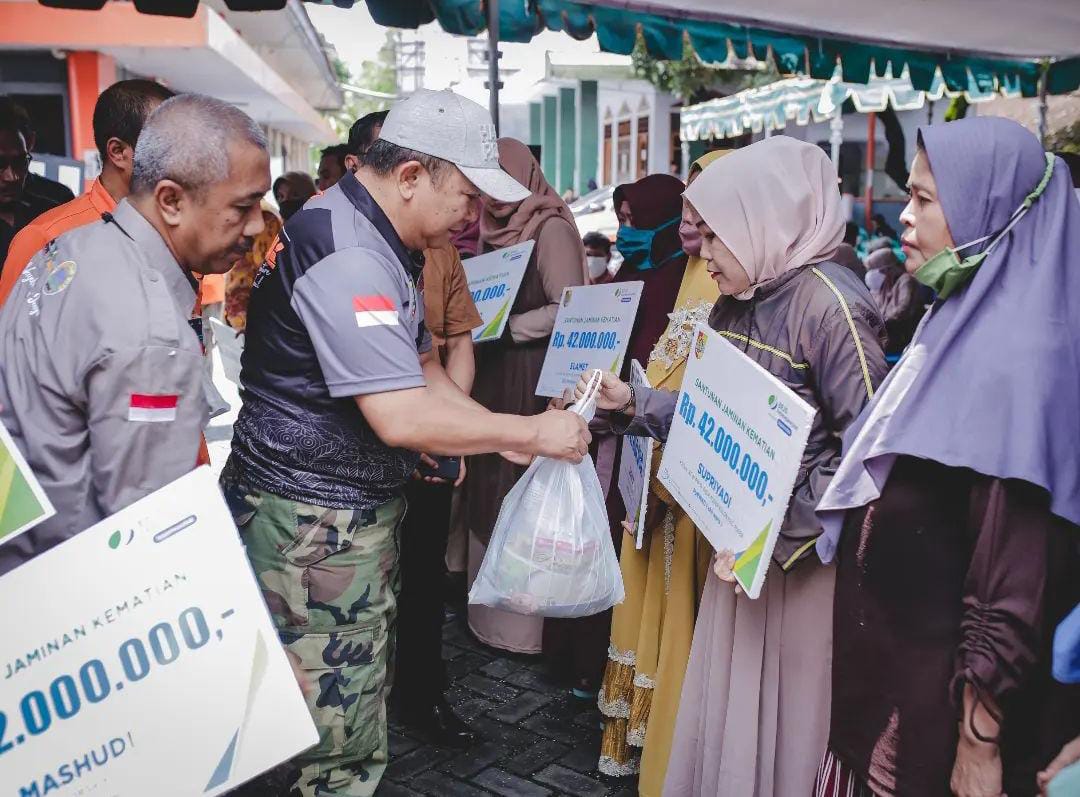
466, 138, 586, 654
577, 136, 887, 796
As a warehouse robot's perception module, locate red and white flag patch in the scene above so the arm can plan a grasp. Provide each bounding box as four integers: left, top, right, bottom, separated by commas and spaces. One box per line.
353, 295, 399, 327
128, 394, 179, 423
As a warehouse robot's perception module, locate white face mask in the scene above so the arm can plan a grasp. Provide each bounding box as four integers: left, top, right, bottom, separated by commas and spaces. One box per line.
586, 255, 609, 279
865, 270, 887, 292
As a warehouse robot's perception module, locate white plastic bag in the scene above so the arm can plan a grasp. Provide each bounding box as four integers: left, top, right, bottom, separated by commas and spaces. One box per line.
468, 371, 625, 618
209, 316, 244, 385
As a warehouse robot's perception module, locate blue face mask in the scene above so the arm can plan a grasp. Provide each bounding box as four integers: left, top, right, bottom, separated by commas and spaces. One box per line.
616, 216, 681, 271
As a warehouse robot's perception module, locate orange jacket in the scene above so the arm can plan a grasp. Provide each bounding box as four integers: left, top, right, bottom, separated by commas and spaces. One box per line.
0, 178, 116, 306
199, 273, 225, 305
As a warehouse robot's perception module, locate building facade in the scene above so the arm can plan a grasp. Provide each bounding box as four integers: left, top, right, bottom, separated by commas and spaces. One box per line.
0, 0, 341, 192
525, 56, 680, 195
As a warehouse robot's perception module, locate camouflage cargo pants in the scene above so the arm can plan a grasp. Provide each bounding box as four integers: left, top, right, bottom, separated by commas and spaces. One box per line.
222, 476, 404, 797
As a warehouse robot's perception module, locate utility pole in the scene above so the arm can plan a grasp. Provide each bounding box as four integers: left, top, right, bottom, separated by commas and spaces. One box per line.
486, 0, 502, 134
1037, 64, 1049, 144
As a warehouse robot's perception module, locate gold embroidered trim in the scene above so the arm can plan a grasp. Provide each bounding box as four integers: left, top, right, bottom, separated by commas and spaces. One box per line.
649, 299, 715, 371
663, 508, 675, 595
627, 681, 653, 746
598, 687, 631, 719
810, 267, 876, 400
598, 652, 635, 720
781, 536, 820, 571
717, 331, 810, 370
606, 642, 636, 666
599, 718, 641, 775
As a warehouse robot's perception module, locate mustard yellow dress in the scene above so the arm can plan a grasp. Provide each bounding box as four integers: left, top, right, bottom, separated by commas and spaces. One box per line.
597, 252, 719, 788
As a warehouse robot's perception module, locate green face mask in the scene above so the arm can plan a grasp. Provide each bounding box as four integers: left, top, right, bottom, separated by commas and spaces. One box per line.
915, 152, 1055, 299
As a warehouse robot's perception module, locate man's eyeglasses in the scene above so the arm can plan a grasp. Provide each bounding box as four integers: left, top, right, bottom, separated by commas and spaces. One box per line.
0, 154, 31, 175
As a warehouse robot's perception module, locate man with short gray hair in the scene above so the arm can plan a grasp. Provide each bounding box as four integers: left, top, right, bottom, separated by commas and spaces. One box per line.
0, 93, 270, 575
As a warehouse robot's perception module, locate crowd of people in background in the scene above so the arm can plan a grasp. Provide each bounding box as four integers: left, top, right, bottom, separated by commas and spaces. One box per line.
0, 80, 1077, 797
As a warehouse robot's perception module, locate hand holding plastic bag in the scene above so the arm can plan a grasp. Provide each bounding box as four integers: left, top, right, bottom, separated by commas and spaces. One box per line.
469, 371, 625, 618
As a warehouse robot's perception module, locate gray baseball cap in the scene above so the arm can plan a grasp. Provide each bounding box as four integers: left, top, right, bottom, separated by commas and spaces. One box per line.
378, 89, 531, 203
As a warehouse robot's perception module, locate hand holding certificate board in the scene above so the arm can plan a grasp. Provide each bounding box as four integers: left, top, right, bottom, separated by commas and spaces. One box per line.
0, 467, 317, 796
535, 281, 644, 398
657, 325, 815, 598
463, 240, 534, 343
0, 421, 54, 546
617, 360, 653, 549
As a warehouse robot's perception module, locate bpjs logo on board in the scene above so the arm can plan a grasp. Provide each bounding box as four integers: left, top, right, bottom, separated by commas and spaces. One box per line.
767, 393, 797, 437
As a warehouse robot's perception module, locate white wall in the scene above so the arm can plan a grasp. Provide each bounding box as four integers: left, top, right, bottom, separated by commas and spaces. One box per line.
597, 79, 675, 186
499, 104, 531, 144
266, 127, 314, 175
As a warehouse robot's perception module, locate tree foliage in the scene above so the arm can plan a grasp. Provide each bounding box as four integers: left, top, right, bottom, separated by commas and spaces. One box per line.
1047, 119, 1080, 154
944, 96, 969, 122
630, 31, 776, 103
324, 31, 398, 140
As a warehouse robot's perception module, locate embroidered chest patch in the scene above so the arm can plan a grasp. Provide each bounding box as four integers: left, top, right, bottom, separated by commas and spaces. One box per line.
42, 260, 77, 295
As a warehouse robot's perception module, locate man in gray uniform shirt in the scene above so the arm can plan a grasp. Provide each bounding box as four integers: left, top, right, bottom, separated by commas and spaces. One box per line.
0, 93, 270, 576
222, 90, 590, 796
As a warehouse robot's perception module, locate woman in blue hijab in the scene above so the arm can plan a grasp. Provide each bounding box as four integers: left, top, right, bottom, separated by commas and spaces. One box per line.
813, 118, 1080, 797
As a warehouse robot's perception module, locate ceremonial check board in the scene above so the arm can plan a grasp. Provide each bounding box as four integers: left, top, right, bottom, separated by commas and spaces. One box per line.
535, 281, 643, 398
0, 467, 318, 796
0, 421, 54, 546
657, 325, 815, 598
463, 240, 534, 343
617, 360, 654, 549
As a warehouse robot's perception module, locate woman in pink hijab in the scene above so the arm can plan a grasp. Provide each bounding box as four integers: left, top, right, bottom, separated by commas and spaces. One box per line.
578, 136, 887, 796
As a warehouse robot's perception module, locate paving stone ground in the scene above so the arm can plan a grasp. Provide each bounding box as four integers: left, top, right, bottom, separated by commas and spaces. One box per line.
230, 610, 638, 797
377, 612, 637, 797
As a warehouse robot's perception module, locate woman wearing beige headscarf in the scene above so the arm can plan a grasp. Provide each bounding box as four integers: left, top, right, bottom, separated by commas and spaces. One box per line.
465, 138, 586, 653
576, 136, 887, 796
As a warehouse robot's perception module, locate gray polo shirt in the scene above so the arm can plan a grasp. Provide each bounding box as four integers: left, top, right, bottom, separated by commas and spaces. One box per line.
0, 200, 209, 576
227, 176, 431, 509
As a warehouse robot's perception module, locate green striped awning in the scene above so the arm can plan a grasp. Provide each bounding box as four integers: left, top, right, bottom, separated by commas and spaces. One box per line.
680, 69, 999, 141
356, 0, 1077, 97
42, 0, 1075, 95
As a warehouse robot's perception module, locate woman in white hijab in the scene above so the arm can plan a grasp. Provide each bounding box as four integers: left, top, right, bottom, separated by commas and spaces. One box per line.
577, 136, 887, 796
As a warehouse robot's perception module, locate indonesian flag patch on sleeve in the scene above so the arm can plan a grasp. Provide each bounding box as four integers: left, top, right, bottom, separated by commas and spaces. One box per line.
128, 393, 179, 422
353, 295, 399, 327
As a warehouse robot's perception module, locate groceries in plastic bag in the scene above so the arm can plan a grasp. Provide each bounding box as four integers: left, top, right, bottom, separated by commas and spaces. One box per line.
468, 371, 625, 618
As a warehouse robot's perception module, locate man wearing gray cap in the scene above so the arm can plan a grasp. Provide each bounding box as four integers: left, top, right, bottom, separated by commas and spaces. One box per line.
222, 90, 590, 797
